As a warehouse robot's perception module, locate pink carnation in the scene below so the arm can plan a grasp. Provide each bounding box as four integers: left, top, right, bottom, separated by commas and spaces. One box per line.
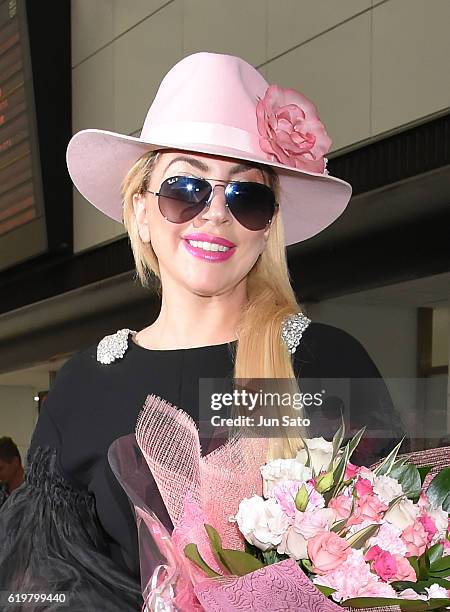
365, 546, 397, 582
271, 480, 300, 518
368, 521, 407, 556
365, 546, 417, 583
418, 514, 437, 544
401, 520, 428, 557
271, 480, 324, 519
313, 548, 396, 603
256, 84, 331, 173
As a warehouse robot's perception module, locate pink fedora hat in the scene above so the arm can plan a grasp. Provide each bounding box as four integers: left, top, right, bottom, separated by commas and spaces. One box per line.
66, 52, 352, 246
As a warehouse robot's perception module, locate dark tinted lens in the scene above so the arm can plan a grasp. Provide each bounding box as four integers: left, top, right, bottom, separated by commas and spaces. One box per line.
158, 176, 211, 223
225, 182, 276, 230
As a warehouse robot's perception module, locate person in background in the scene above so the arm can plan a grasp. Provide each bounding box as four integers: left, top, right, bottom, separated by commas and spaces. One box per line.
0, 437, 24, 508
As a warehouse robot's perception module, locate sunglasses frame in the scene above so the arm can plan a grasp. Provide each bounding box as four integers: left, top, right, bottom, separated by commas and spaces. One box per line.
145, 175, 279, 230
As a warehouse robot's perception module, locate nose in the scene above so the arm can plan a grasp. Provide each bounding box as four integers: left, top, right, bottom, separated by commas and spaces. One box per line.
199, 184, 230, 225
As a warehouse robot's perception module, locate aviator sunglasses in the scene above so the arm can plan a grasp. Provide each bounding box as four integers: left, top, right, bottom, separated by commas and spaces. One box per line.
146, 175, 278, 231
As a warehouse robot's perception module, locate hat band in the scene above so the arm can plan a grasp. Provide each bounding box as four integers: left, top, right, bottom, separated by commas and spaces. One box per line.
143, 121, 264, 157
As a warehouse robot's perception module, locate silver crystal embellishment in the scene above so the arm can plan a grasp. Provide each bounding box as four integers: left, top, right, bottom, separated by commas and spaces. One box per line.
96, 328, 136, 364
281, 312, 311, 354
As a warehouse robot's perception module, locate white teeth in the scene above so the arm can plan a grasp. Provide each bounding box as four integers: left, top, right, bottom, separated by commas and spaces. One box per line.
187, 240, 230, 252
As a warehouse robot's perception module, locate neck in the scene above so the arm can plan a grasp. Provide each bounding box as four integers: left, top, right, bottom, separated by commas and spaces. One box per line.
138, 276, 247, 349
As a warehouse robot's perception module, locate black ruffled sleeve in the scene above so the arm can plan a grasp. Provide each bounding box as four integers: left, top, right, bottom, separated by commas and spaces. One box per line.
0, 364, 142, 612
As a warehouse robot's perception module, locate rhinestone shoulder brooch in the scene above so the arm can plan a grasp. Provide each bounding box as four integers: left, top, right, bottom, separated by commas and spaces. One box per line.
96, 313, 311, 364
281, 312, 312, 354
96, 328, 136, 364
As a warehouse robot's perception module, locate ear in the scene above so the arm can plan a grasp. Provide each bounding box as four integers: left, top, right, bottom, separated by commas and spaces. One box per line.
133, 193, 151, 243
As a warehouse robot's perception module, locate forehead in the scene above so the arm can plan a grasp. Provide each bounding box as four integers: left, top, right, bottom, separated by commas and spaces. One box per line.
155, 150, 264, 178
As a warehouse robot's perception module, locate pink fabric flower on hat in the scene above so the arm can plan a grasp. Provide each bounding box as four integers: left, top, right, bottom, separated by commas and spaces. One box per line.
256, 84, 331, 173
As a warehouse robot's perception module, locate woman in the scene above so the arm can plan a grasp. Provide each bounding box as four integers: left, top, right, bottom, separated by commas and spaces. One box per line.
0, 53, 405, 611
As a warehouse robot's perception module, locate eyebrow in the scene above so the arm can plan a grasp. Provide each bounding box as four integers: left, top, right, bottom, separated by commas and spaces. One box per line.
162, 155, 261, 177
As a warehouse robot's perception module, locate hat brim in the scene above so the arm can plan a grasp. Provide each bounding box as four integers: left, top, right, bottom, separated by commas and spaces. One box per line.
66, 129, 352, 246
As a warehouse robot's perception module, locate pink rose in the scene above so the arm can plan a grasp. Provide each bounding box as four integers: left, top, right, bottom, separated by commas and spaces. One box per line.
256, 84, 331, 173
365, 546, 397, 582
329, 494, 353, 520
418, 514, 437, 544
401, 520, 428, 557
307, 531, 351, 574
355, 478, 373, 498
344, 462, 358, 480
347, 493, 387, 527
391, 555, 417, 582
443, 539, 450, 556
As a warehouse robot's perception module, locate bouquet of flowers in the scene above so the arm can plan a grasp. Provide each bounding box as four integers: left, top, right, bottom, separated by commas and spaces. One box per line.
109, 395, 450, 612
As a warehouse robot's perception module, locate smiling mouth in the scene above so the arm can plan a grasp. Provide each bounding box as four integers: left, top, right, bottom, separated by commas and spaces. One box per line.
185, 239, 231, 252
182, 238, 236, 262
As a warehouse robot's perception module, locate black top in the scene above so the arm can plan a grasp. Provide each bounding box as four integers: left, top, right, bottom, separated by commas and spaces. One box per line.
0, 322, 406, 611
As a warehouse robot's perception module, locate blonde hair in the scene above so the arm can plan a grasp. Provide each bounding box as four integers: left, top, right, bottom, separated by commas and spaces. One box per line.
122, 151, 307, 459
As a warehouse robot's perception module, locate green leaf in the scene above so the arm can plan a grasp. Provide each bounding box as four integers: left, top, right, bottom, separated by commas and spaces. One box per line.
427, 467, 450, 512
183, 543, 220, 577
330, 517, 349, 534
347, 426, 366, 459
428, 543, 444, 566
346, 523, 380, 549
343, 595, 450, 610
373, 438, 405, 476
417, 465, 433, 486
392, 577, 450, 591
419, 550, 430, 580
389, 464, 422, 499
204, 524, 264, 576
331, 443, 350, 497
341, 596, 428, 610
299, 558, 313, 573
314, 584, 336, 597
331, 418, 345, 464
218, 548, 265, 576
299, 435, 314, 476
429, 555, 450, 576
407, 556, 419, 579
262, 549, 285, 565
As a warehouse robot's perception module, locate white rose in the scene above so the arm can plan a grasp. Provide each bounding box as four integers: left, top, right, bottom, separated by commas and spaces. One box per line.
372, 475, 404, 504
384, 498, 419, 530
277, 526, 308, 560
296, 437, 334, 474
234, 496, 290, 551
261, 459, 312, 498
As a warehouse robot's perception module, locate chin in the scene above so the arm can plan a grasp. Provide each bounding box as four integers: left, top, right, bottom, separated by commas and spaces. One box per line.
185, 282, 231, 297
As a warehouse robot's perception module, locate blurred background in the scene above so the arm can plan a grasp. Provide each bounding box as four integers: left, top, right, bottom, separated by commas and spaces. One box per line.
0, 0, 448, 461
